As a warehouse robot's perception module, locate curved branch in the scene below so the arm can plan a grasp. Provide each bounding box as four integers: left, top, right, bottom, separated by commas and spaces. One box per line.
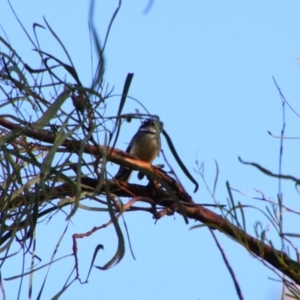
1, 116, 299, 284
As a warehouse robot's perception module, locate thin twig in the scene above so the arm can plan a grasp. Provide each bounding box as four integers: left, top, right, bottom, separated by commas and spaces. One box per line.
210, 229, 244, 300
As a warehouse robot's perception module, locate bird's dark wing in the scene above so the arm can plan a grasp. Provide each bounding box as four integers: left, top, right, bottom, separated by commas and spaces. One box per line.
114, 165, 132, 182
114, 143, 133, 181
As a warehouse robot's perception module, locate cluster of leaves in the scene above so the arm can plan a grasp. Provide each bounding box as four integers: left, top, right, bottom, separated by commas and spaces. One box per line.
0, 3, 201, 297
0, 2, 300, 300
0, 2, 140, 297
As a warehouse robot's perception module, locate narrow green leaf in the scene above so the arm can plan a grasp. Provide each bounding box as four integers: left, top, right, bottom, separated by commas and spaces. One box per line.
32, 90, 70, 130
162, 129, 199, 192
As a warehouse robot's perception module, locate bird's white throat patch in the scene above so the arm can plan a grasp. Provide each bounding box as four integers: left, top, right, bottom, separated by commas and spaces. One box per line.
139, 128, 156, 134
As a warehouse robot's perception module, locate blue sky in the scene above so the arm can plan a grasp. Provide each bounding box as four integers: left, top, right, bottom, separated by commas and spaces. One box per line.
1, 0, 300, 299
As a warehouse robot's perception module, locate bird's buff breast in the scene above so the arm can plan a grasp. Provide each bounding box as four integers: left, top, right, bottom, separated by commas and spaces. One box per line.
130, 135, 160, 163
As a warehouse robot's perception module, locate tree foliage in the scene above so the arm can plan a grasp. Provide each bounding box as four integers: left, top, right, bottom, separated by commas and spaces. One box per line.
0, 2, 300, 299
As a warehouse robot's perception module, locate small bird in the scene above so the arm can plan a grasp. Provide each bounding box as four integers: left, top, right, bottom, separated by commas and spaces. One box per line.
114, 118, 161, 181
